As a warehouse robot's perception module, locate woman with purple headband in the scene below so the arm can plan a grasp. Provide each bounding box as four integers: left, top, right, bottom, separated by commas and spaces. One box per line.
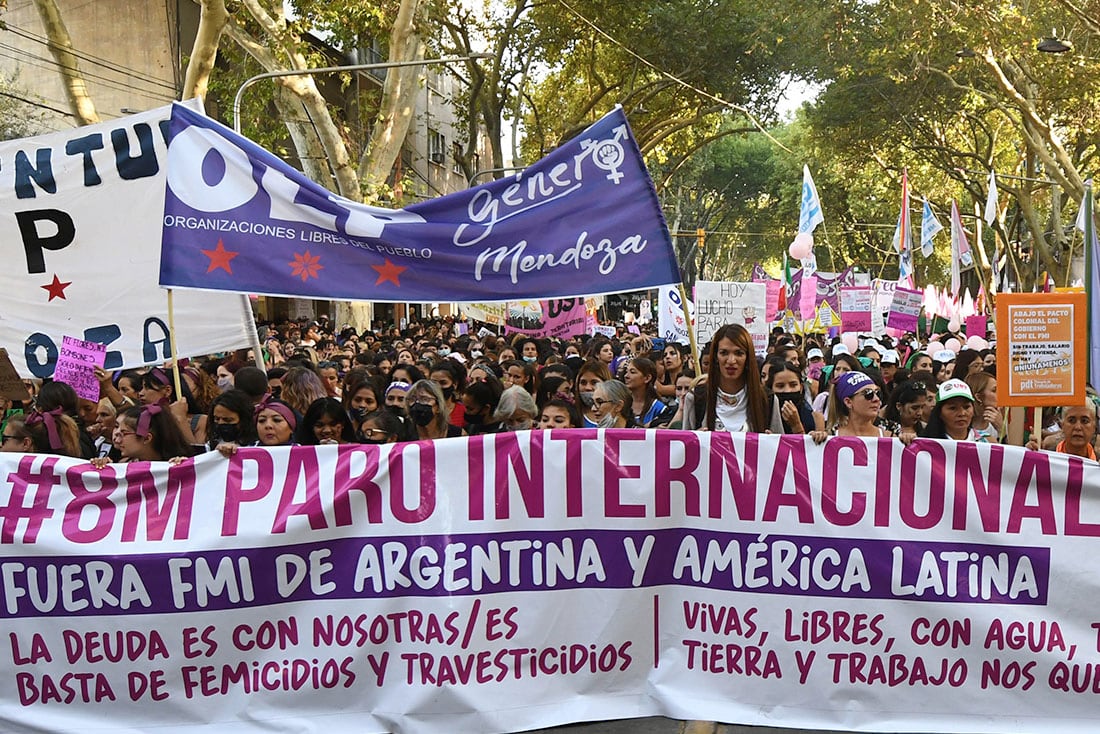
2, 410, 81, 457
90, 404, 192, 467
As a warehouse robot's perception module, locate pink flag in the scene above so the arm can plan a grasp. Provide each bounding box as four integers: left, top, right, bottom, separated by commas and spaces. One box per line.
800, 275, 818, 320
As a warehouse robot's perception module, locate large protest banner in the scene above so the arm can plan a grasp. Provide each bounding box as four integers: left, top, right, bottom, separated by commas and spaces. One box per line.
160, 105, 680, 302
0, 104, 257, 379
2, 434, 1099, 733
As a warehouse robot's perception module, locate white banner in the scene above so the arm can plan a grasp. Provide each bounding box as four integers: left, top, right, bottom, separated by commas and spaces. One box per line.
0, 104, 256, 378
694, 281, 767, 352
3, 435, 1096, 733
657, 285, 694, 345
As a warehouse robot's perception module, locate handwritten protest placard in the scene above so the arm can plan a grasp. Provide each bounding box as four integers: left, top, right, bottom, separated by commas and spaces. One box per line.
694, 281, 767, 352
52, 336, 107, 402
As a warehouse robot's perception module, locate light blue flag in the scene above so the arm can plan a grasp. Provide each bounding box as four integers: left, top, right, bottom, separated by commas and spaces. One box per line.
920, 198, 943, 257
798, 165, 825, 234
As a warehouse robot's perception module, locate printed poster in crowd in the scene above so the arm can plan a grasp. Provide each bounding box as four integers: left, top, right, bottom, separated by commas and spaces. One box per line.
694, 281, 767, 352
657, 285, 694, 345
839, 286, 873, 332
460, 303, 507, 326
0, 103, 257, 378
887, 287, 924, 332
504, 298, 590, 340
589, 324, 617, 338
52, 336, 107, 402
2, 435, 1100, 734
817, 301, 838, 328
160, 104, 680, 302
995, 292, 1086, 407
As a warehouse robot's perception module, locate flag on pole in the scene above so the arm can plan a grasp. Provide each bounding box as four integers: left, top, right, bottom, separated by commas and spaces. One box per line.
799, 165, 825, 234
984, 170, 999, 225
778, 253, 791, 312
1080, 181, 1099, 390
920, 198, 943, 257
892, 170, 914, 286
950, 200, 974, 298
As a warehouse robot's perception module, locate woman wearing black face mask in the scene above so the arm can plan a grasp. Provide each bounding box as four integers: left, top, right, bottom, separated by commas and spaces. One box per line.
461, 380, 504, 435
406, 380, 464, 441
343, 374, 385, 436
204, 389, 257, 452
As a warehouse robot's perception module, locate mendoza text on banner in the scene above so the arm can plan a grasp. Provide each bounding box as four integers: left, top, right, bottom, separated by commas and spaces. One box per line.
159, 105, 680, 302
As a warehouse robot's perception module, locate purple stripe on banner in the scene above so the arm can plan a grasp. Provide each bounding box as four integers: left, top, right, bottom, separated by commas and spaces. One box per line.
0, 530, 1048, 618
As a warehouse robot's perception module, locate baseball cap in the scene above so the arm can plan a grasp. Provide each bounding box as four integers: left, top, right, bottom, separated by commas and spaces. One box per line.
881, 350, 900, 365
937, 379, 974, 403
834, 371, 875, 401
807, 348, 824, 361
933, 349, 956, 362
831, 344, 851, 356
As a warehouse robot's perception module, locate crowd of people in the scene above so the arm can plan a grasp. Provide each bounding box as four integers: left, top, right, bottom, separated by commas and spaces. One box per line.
1, 313, 1096, 464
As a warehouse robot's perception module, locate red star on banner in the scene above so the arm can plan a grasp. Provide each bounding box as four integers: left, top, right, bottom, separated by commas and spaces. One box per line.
372, 258, 408, 287
41, 275, 71, 301
201, 239, 239, 274
289, 250, 323, 281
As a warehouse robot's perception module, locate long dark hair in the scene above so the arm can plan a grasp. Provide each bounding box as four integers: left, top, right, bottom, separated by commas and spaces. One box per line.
297, 397, 356, 445
704, 324, 767, 432
628, 357, 661, 422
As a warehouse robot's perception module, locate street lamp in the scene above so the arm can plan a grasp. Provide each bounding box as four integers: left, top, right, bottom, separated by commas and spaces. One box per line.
232, 54, 493, 133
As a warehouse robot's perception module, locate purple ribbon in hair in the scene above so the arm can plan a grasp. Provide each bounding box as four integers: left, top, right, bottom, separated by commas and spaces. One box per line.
136, 404, 163, 437
254, 395, 297, 429
26, 407, 64, 451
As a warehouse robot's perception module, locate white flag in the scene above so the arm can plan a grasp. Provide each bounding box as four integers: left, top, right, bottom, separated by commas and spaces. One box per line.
984, 170, 999, 225
950, 200, 974, 297
798, 165, 825, 234
920, 198, 943, 257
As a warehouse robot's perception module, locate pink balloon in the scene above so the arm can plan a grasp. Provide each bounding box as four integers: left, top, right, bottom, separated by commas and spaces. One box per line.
948, 317, 961, 333
926, 341, 944, 355
841, 332, 858, 352
965, 335, 987, 351
945, 338, 962, 354
789, 233, 813, 260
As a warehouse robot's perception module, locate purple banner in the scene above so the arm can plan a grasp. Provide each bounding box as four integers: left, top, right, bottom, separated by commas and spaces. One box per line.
160, 105, 680, 302
0, 531, 1047, 618
752, 264, 858, 313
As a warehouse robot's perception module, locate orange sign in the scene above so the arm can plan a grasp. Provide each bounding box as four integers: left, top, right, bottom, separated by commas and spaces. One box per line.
995, 292, 1087, 407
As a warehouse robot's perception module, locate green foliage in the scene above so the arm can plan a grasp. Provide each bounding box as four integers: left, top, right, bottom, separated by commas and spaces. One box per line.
0, 72, 48, 142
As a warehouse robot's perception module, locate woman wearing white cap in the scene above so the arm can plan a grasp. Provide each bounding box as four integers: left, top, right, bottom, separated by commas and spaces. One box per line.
931, 350, 957, 385
922, 379, 979, 441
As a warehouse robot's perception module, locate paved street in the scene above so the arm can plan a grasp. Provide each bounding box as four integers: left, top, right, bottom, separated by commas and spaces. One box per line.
533, 719, 853, 734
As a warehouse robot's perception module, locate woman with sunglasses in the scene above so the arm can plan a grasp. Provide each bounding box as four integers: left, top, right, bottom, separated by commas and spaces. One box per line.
812, 372, 895, 442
